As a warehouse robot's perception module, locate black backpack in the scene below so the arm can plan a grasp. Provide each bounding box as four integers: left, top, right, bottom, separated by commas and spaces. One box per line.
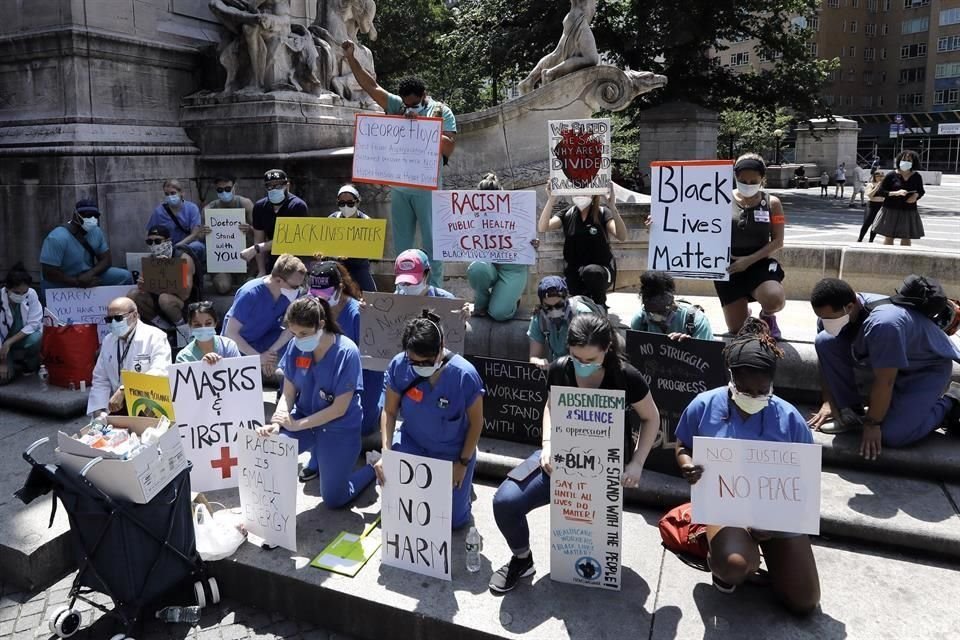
866, 275, 959, 336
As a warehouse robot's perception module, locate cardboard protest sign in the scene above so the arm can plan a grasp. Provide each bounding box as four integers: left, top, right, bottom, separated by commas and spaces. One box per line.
45, 285, 134, 342
168, 355, 264, 492
466, 356, 547, 445
548, 118, 612, 196
648, 160, 734, 281
380, 450, 452, 580
271, 217, 387, 259
431, 190, 537, 265
691, 436, 822, 535
625, 331, 727, 448
549, 386, 625, 590
125, 252, 151, 283
311, 517, 382, 577
141, 256, 192, 298
352, 114, 443, 189
205, 208, 247, 273
122, 371, 175, 419
359, 292, 466, 372
238, 431, 298, 551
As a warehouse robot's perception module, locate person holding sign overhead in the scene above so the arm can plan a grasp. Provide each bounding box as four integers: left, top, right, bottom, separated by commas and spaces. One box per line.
490, 314, 660, 593
256, 297, 376, 509
674, 318, 819, 614
128, 226, 197, 328
175, 301, 241, 364
527, 276, 601, 368
714, 154, 786, 339
342, 40, 457, 287
327, 184, 377, 292
375, 311, 484, 529
631, 271, 714, 341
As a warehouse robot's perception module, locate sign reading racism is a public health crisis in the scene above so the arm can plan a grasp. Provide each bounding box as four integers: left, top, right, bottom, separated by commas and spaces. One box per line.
548, 118, 612, 196
432, 190, 537, 265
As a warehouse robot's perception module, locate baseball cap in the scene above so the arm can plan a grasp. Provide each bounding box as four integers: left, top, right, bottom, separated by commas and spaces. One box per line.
264, 169, 288, 183
394, 249, 429, 286
74, 199, 101, 217
309, 260, 342, 291
537, 275, 568, 299
146, 226, 171, 239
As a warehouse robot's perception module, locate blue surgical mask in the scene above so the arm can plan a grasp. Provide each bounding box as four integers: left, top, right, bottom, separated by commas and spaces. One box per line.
81, 216, 99, 232
109, 318, 131, 338
267, 188, 286, 204
165, 194, 182, 206
217, 191, 234, 203
294, 330, 322, 352
572, 359, 602, 378
192, 327, 217, 343
899, 161, 913, 172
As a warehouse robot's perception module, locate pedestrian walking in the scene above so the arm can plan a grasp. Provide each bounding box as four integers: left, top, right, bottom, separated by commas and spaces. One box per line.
857, 170, 885, 243
833, 163, 846, 199
819, 171, 829, 198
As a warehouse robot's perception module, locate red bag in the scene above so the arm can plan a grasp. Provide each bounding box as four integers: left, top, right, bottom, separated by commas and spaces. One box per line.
41, 323, 99, 388
658, 503, 710, 572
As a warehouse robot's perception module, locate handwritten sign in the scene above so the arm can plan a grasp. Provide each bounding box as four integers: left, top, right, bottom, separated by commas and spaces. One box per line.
271, 217, 387, 259
648, 160, 733, 280
548, 118, 612, 196
691, 436, 822, 535
380, 450, 452, 580
359, 292, 466, 372
205, 208, 246, 273
238, 432, 298, 551
45, 285, 133, 341
431, 190, 537, 264
549, 386, 624, 590
168, 355, 264, 492
466, 356, 546, 445
352, 114, 443, 189
141, 256, 191, 298
125, 252, 151, 283
122, 371, 175, 419
625, 331, 726, 449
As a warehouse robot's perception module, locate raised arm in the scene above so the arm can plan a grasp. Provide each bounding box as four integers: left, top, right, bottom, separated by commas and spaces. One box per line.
342, 40, 390, 111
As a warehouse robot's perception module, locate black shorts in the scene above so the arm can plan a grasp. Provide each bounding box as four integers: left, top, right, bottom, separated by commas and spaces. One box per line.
713, 258, 785, 306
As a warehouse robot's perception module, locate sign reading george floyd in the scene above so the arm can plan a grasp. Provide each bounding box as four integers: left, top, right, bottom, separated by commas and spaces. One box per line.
141, 256, 192, 298
625, 330, 727, 449
205, 208, 247, 273
466, 356, 547, 445
548, 118, 612, 196
431, 190, 537, 265
352, 114, 443, 189
648, 160, 733, 281
271, 217, 387, 259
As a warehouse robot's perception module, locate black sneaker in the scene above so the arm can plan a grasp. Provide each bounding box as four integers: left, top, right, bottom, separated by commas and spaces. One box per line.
489, 554, 535, 593
712, 574, 737, 594
942, 383, 960, 435
298, 466, 318, 482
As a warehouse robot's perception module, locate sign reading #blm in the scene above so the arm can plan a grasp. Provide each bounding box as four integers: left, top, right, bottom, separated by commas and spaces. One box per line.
467, 356, 547, 445
648, 160, 733, 281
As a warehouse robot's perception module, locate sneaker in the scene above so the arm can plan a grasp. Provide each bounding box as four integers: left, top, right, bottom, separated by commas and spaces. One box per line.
365, 450, 382, 466
298, 466, 318, 483
712, 574, 737, 594
489, 554, 535, 593
820, 407, 864, 434
759, 312, 782, 340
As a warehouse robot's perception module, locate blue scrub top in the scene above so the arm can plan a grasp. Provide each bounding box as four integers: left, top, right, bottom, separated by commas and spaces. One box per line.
854, 296, 960, 368
386, 352, 484, 459
222, 277, 291, 353
280, 333, 363, 430
175, 336, 242, 363
39, 226, 109, 276
337, 297, 362, 344
146, 202, 202, 246
675, 386, 814, 447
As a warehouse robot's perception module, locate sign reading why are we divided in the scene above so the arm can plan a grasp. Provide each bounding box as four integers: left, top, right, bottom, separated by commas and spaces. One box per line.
648, 160, 734, 281
548, 118, 612, 196
141, 256, 192, 298
122, 371, 175, 419
466, 356, 547, 445
168, 355, 264, 492
625, 331, 727, 449
380, 450, 452, 580
44, 285, 133, 342
205, 208, 247, 273
431, 190, 537, 265
271, 217, 387, 259
352, 113, 443, 189
237, 431, 298, 551
549, 386, 625, 590
691, 436, 822, 535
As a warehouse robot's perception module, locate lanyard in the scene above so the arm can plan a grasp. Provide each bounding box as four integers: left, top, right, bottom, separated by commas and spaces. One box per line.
116, 328, 137, 379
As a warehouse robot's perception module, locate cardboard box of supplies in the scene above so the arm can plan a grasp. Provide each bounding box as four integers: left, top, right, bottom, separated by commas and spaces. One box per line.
56, 416, 188, 504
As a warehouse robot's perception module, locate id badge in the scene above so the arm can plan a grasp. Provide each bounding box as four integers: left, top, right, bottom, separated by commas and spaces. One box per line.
754, 209, 770, 223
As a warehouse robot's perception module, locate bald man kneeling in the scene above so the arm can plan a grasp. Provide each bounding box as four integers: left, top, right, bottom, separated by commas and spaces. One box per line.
87, 296, 171, 416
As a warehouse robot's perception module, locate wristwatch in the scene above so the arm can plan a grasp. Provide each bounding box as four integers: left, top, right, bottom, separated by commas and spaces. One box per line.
458, 456, 471, 466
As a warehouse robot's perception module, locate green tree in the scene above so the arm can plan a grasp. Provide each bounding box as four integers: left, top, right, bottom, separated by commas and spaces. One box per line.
718, 108, 795, 160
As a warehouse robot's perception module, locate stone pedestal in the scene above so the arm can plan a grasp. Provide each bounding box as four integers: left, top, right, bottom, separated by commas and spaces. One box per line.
795, 118, 860, 175
634, 101, 719, 184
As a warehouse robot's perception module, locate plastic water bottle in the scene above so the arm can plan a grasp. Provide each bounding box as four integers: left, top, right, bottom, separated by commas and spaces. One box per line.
156, 606, 201, 624
465, 526, 482, 573
38, 365, 49, 391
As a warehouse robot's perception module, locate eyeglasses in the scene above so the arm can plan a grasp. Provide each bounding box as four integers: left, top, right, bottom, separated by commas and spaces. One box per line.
103, 311, 133, 323
542, 301, 567, 311
215, 186, 233, 193
337, 200, 358, 207
265, 182, 287, 190
403, 101, 425, 110
187, 301, 215, 313
145, 238, 167, 245
408, 355, 438, 367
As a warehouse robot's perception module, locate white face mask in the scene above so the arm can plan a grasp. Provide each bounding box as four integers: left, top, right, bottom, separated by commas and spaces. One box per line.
7, 292, 25, 305
80, 216, 99, 232
899, 161, 913, 172
821, 313, 851, 337
572, 196, 593, 210
339, 204, 359, 217
737, 182, 761, 198
280, 288, 299, 302
397, 282, 428, 296
729, 382, 771, 415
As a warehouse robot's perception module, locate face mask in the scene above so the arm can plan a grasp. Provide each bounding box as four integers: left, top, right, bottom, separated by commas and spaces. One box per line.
267, 188, 286, 204
109, 318, 131, 339
217, 191, 234, 203
397, 282, 428, 296
646, 310, 674, 325
339, 204, 359, 217
150, 240, 173, 258
546, 309, 566, 320
737, 182, 761, 198
821, 313, 850, 337
165, 194, 181, 206
573, 359, 602, 378
280, 287, 299, 302
7, 292, 25, 305
81, 216, 99, 232
294, 330, 322, 352
413, 362, 440, 378
729, 382, 771, 415
572, 197, 592, 210
898, 161, 913, 172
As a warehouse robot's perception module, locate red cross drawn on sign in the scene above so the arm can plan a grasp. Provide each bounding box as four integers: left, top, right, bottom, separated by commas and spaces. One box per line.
211, 446, 238, 479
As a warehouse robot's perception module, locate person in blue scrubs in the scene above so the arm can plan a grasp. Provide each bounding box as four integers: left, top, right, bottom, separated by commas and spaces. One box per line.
675, 318, 820, 615
527, 276, 599, 368
808, 277, 960, 458
222, 254, 306, 378
145, 179, 205, 260
375, 311, 484, 529
175, 301, 242, 364
257, 297, 376, 508
394, 249, 456, 298
630, 271, 714, 341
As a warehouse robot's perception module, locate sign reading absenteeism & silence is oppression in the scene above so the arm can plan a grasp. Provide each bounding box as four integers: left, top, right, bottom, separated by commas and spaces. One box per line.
431, 191, 537, 265
352, 114, 443, 189
466, 356, 546, 445
548, 118, 612, 196
648, 160, 733, 281
271, 217, 387, 259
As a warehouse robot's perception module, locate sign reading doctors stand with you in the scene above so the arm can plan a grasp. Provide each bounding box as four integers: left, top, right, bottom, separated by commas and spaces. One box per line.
205, 208, 247, 273
352, 114, 443, 189
431, 191, 537, 265
168, 355, 264, 492
548, 118, 612, 196
648, 160, 733, 281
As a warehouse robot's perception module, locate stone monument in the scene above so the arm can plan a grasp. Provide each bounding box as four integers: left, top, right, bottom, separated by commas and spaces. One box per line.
517, 0, 601, 95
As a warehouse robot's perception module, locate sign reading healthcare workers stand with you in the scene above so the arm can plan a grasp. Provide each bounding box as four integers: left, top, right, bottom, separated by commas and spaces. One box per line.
548, 118, 612, 196
549, 386, 625, 590
648, 160, 733, 281
431, 190, 537, 265
352, 114, 443, 189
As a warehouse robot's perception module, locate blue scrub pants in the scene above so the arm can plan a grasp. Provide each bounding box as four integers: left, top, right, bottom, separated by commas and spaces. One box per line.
345, 260, 377, 293
492, 451, 549, 554
391, 189, 443, 286
285, 422, 375, 509
815, 330, 954, 446
467, 262, 528, 321
392, 429, 476, 529
360, 369, 385, 436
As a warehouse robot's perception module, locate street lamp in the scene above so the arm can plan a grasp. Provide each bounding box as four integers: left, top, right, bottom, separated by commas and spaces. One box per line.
773, 128, 784, 165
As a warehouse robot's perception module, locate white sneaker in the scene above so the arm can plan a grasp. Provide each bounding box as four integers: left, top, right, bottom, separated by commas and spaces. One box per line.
365, 450, 382, 466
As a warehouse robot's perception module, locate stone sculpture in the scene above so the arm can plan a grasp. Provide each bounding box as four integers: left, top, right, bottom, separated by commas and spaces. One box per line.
309, 0, 380, 106
517, 0, 600, 95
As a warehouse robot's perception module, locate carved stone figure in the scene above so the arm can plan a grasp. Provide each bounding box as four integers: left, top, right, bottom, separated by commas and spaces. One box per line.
517, 0, 600, 95
309, 0, 379, 106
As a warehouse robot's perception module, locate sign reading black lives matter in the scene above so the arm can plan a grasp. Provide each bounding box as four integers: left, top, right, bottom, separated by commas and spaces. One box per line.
625, 330, 727, 448
648, 160, 733, 281
467, 356, 547, 445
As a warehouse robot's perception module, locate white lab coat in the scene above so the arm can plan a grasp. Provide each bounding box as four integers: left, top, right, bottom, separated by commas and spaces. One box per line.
87, 321, 171, 415
0, 287, 43, 343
